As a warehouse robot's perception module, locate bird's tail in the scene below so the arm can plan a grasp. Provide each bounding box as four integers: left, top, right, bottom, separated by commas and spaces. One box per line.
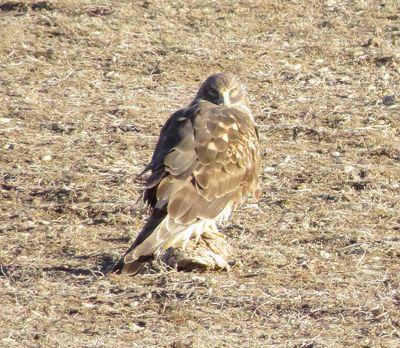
112, 212, 203, 275
112, 209, 165, 275
112, 252, 154, 276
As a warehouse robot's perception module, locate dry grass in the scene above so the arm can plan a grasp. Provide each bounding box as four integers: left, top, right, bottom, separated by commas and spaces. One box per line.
1, 0, 400, 347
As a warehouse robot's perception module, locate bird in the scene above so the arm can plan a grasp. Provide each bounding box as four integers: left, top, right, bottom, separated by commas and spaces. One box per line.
112, 72, 261, 275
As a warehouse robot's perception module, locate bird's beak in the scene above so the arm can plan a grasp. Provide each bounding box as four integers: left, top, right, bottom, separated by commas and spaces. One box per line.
221, 90, 231, 107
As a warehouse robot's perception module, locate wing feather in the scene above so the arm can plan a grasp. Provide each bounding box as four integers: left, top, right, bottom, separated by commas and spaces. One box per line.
154, 102, 260, 213
116, 99, 260, 274
145, 100, 259, 224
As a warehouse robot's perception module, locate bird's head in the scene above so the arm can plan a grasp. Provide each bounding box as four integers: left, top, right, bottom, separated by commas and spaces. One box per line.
194, 73, 247, 109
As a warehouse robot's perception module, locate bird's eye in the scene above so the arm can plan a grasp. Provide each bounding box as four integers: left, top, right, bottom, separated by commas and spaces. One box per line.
208, 88, 218, 98
230, 87, 241, 98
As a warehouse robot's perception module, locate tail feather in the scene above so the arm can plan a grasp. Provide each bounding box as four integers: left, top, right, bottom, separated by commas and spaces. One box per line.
112, 215, 207, 275
112, 203, 213, 275
112, 254, 154, 275
112, 214, 193, 275
112, 209, 166, 275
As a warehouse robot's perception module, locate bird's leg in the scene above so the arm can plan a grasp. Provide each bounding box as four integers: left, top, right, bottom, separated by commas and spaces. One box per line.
201, 221, 226, 240
181, 237, 191, 250
193, 222, 204, 245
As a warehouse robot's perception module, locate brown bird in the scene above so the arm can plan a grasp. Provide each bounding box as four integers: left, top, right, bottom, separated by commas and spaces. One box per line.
113, 73, 260, 275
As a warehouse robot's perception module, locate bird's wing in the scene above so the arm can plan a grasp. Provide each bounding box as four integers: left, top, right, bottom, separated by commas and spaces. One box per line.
114, 101, 260, 274
145, 100, 260, 224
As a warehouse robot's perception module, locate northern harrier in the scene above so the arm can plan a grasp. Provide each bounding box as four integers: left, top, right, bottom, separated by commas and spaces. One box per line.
113, 73, 260, 275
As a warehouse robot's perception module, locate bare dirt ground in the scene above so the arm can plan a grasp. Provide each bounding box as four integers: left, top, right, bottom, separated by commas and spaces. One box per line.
1, 1, 399, 347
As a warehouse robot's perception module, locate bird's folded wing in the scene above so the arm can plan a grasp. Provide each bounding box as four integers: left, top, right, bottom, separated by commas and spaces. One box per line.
143, 101, 260, 225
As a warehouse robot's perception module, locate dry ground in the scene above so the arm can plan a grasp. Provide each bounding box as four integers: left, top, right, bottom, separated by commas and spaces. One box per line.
1, 0, 400, 347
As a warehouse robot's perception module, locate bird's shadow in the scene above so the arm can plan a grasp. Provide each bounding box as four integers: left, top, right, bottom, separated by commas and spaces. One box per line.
42, 255, 116, 277
42, 266, 99, 276
98, 255, 116, 274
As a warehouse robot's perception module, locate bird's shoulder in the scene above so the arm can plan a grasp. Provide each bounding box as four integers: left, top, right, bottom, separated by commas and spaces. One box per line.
148, 101, 258, 170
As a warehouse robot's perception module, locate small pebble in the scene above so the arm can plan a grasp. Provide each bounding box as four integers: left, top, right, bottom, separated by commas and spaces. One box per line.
22, 221, 35, 230
288, 63, 302, 72
129, 323, 144, 332
320, 250, 331, 259
382, 95, 396, 107
0, 118, 12, 124
41, 155, 52, 161
344, 165, 354, 173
